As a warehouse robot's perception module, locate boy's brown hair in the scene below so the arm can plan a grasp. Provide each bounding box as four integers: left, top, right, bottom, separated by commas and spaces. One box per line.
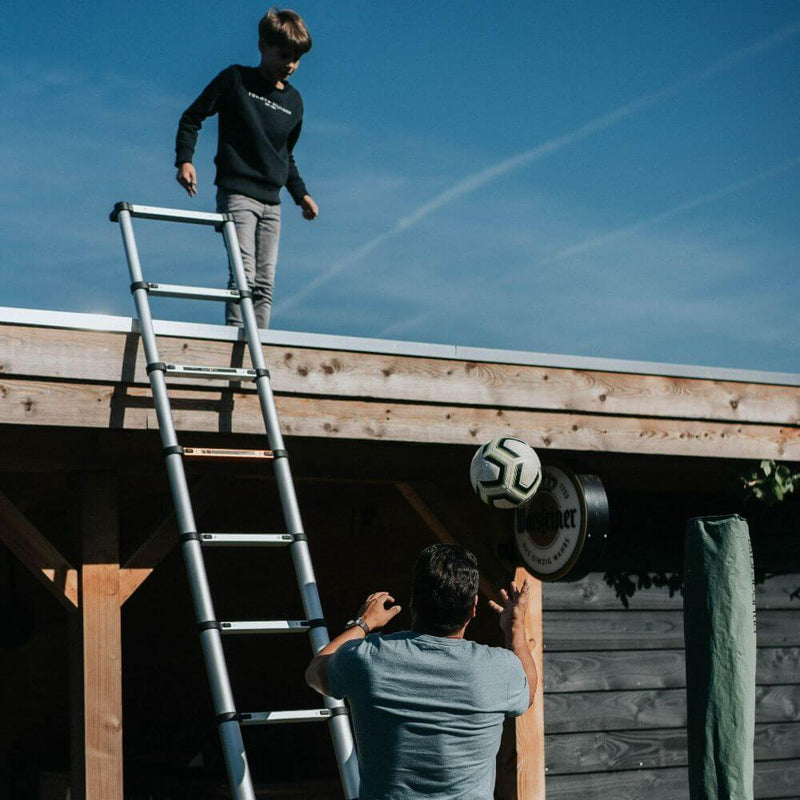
259, 8, 312, 57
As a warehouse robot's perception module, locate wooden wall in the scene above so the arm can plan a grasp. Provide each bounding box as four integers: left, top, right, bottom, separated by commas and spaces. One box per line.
542, 573, 800, 800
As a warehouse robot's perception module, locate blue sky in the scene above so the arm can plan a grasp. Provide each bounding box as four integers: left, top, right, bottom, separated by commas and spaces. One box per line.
1, 2, 798, 372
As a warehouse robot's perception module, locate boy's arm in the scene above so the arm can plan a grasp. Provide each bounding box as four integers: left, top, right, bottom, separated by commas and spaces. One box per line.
285, 119, 317, 217
174, 67, 233, 193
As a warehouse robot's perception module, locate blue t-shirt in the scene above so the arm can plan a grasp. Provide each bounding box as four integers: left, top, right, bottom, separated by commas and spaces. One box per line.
327, 631, 530, 800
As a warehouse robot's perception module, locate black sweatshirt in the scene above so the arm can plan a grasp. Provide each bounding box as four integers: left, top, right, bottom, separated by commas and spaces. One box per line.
175, 65, 308, 205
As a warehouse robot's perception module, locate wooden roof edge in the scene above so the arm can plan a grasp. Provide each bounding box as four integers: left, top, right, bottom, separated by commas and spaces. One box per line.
2, 304, 799, 388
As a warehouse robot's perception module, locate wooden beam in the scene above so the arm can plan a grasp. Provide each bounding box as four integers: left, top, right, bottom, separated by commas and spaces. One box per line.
514, 567, 545, 800
0, 488, 78, 610
77, 472, 123, 800
2, 323, 798, 425
395, 481, 499, 601
118, 511, 178, 606
2, 378, 798, 460
119, 477, 214, 605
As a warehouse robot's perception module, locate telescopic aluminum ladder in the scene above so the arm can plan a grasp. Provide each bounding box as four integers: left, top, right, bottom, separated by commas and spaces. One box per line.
110, 201, 360, 800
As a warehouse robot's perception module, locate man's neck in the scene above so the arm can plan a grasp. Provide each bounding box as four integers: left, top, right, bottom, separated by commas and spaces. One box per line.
412, 623, 469, 639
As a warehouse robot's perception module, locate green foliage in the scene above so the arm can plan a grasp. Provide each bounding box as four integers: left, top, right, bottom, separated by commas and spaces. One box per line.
742, 460, 800, 506
603, 571, 683, 609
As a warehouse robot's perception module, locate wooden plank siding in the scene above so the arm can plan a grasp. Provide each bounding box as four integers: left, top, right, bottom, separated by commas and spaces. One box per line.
542, 573, 800, 799
544, 761, 800, 800
1, 322, 799, 460
546, 648, 800, 691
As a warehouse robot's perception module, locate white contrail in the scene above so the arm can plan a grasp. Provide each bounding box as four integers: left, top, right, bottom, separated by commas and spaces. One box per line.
536, 155, 800, 267
377, 156, 800, 338
277, 20, 800, 315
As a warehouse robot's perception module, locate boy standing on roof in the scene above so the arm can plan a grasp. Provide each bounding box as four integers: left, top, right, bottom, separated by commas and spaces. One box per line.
174, 7, 318, 329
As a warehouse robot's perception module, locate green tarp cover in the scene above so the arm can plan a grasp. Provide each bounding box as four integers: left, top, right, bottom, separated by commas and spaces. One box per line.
684, 514, 756, 800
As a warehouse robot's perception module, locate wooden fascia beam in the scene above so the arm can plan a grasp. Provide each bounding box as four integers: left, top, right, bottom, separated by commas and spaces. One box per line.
0, 489, 78, 610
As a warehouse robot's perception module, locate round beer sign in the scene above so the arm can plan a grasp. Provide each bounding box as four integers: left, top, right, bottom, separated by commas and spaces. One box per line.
513, 465, 608, 581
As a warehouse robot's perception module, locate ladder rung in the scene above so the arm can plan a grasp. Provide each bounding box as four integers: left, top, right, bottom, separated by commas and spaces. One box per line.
239, 710, 331, 726
165, 364, 256, 381
221, 620, 313, 635
200, 533, 293, 547
145, 283, 241, 302
112, 202, 226, 226
183, 448, 275, 461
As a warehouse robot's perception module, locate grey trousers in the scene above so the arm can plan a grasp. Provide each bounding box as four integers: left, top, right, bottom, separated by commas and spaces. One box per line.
216, 190, 282, 329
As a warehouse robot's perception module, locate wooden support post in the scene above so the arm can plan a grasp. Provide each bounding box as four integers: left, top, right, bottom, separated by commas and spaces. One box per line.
72, 473, 123, 800
515, 566, 545, 800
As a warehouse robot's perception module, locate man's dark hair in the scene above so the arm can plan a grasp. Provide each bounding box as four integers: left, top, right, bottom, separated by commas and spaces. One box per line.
410, 544, 479, 636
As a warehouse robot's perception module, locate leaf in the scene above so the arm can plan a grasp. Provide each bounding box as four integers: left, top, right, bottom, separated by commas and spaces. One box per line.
761, 460, 774, 476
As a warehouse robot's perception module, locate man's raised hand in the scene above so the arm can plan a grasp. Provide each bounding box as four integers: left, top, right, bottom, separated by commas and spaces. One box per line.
489, 580, 530, 639
358, 591, 402, 632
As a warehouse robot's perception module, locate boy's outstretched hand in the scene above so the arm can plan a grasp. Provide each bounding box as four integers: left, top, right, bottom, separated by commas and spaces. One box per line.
300, 194, 319, 220
176, 163, 198, 197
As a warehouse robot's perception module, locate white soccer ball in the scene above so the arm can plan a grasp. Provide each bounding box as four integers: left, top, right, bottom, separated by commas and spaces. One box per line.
470, 437, 542, 509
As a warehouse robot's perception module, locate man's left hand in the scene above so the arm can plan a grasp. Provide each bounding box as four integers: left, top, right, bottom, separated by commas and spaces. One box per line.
358, 591, 402, 632
300, 194, 319, 220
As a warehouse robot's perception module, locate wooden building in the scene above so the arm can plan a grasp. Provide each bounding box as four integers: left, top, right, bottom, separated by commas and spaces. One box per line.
0, 306, 798, 799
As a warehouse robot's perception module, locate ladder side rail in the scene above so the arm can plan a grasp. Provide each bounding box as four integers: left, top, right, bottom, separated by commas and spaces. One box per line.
220, 220, 360, 800
220, 218, 329, 628
115, 210, 257, 800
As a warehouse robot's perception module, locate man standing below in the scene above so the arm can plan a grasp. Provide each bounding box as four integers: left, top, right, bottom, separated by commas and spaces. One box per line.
306, 544, 537, 799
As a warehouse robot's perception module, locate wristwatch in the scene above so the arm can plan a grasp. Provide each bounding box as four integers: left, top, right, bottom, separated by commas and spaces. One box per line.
345, 617, 370, 635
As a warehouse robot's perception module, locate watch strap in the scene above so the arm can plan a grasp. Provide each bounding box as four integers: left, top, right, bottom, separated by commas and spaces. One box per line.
345, 617, 370, 635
